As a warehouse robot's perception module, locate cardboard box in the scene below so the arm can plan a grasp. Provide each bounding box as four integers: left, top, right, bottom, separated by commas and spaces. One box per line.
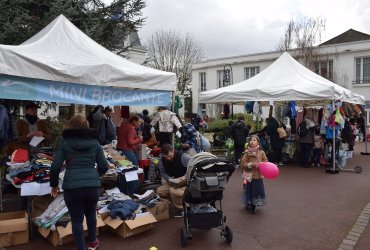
38, 215, 105, 247
147, 199, 170, 222
0, 211, 29, 247
32, 194, 54, 218
32, 195, 105, 246
104, 212, 157, 238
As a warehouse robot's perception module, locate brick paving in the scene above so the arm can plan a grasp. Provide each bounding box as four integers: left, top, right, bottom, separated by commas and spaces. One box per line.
3, 142, 370, 250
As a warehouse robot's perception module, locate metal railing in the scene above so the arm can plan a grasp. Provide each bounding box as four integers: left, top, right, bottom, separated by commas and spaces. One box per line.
352, 79, 370, 84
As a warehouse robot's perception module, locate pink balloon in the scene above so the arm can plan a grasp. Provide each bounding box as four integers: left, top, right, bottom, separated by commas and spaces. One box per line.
258, 162, 279, 179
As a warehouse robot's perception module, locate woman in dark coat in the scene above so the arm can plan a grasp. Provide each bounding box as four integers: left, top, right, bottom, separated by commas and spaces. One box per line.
50, 115, 113, 250
265, 117, 285, 166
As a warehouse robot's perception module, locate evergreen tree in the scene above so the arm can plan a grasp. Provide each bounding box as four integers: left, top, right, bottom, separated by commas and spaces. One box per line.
0, 0, 146, 56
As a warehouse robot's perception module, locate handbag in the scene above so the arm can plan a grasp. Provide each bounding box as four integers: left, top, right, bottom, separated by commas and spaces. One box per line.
277, 124, 287, 139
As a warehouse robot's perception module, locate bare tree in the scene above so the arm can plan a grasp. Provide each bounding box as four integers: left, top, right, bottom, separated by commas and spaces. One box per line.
146, 30, 203, 96
277, 16, 326, 71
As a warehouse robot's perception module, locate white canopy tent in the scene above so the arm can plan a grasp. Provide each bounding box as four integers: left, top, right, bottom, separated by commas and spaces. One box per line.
0, 15, 176, 106
199, 52, 365, 172
199, 52, 365, 106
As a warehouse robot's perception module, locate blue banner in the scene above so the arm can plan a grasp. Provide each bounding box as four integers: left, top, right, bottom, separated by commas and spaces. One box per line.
0, 74, 171, 106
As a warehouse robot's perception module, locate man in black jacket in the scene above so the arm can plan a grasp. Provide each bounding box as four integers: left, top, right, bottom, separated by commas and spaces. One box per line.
156, 144, 191, 217
230, 116, 249, 164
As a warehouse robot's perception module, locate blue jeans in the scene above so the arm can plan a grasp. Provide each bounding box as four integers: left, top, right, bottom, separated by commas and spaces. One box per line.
119, 150, 139, 196
120, 150, 139, 166
64, 187, 99, 250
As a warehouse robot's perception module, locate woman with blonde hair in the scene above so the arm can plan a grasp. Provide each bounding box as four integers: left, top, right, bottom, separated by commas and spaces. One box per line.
50, 115, 113, 250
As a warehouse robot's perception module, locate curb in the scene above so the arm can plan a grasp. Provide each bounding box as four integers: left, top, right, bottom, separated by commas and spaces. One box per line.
338, 201, 370, 250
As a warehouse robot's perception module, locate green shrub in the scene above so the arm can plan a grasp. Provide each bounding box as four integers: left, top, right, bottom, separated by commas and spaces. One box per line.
205, 113, 264, 135
45, 117, 67, 150
204, 119, 231, 132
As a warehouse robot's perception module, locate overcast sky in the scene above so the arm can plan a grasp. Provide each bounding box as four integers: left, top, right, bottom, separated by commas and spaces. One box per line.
133, 0, 370, 60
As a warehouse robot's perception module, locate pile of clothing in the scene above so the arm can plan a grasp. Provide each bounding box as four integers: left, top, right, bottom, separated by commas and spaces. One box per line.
35, 194, 69, 229
7, 151, 54, 185
108, 200, 140, 220
133, 190, 160, 207
98, 187, 153, 220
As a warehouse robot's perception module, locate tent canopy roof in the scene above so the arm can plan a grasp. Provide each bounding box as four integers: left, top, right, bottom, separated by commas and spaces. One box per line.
199, 52, 365, 105
0, 14, 176, 92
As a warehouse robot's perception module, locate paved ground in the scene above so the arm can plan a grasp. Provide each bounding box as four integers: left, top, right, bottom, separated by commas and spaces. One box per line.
3, 142, 370, 250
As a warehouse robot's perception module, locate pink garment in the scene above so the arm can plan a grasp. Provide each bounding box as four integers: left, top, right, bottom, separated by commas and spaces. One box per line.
296, 111, 304, 128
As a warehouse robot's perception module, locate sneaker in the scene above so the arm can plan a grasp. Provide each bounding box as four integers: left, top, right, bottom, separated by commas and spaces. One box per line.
317, 164, 321, 167
173, 210, 184, 218
278, 162, 284, 166
88, 238, 101, 250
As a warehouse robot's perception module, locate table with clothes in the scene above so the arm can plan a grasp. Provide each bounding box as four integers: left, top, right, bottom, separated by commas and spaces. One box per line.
4, 148, 66, 238
3, 142, 167, 245
33, 186, 162, 243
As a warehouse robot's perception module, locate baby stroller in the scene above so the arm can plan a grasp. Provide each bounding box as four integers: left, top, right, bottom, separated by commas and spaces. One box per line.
180, 153, 237, 247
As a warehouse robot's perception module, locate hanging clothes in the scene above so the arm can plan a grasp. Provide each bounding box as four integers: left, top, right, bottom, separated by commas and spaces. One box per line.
174, 95, 183, 114
245, 101, 254, 114
252, 102, 261, 121
113, 106, 122, 127
289, 101, 297, 118
121, 106, 130, 119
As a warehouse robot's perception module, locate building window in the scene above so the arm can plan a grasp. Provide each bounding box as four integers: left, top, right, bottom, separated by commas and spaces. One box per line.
355, 57, 370, 84
201, 103, 206, 111
217, 70, 231, 88
199, 72, 206, 91
244, 66, 260, 80
59, 105, 72, 120
314, 60, 333, 81
217, 70, 223, 88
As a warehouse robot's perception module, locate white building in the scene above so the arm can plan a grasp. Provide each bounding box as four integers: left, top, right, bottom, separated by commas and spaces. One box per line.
192, 29, 370, 120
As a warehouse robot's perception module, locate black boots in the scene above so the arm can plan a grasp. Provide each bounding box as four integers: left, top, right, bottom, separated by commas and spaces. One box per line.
251, 204, 257, 214
246, 203, 257, 214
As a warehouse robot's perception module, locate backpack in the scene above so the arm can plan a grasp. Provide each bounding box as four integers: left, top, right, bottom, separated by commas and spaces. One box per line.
297, 120, 308, 137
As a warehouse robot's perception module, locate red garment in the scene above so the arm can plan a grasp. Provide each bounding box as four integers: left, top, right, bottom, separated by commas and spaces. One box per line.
11, 149, 29, 163
117, 122, 142, 151
121, 106, 130, 119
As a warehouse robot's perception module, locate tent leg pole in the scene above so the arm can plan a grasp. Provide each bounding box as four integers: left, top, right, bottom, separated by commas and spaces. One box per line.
332, 100, 336, 172
361, 111, 370, 155
171, 91, 175, 146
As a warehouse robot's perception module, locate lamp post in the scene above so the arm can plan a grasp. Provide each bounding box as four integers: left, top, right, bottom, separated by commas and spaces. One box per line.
223, 64, 233, 119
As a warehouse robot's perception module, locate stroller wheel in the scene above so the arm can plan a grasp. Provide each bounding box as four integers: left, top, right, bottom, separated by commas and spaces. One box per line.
224, 226, 233, 244
355, 166, 363, 174
180, 227, 188, 247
